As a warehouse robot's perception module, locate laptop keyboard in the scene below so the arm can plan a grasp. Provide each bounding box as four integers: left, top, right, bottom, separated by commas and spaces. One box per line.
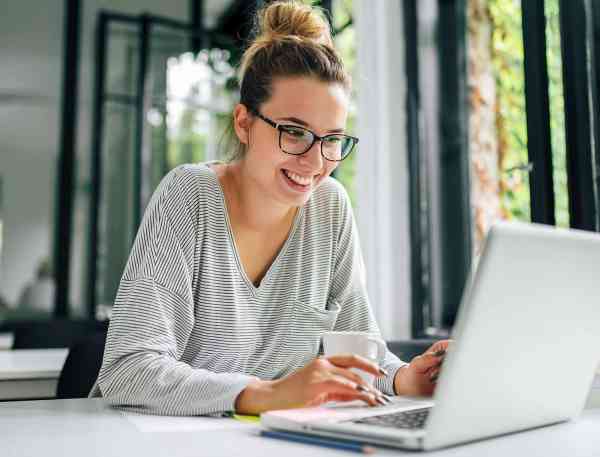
352, 407, 431, 430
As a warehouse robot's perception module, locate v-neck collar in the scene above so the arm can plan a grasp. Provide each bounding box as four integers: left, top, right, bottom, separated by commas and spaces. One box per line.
204, 162, 305, 296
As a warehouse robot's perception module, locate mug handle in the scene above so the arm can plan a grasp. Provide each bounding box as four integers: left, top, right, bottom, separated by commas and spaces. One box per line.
367, 337, 386, 362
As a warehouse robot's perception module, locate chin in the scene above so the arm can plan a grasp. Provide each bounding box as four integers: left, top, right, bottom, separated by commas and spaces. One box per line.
276, 168, 324, 206
279, 189, 313, 207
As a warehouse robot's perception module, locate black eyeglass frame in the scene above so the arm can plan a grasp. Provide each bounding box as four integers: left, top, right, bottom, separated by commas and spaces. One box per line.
252, 110, 359, 162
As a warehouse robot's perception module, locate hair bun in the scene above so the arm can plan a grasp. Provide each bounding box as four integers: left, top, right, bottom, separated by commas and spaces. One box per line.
258, 1, 332, 46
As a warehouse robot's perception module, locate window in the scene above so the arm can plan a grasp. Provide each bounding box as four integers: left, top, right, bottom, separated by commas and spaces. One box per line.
407, 0, 599, 337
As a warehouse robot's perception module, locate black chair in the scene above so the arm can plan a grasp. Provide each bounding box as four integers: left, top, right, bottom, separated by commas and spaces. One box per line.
386, 339, 442, 363
11, 319, 108, 349
56, 331, 107, 399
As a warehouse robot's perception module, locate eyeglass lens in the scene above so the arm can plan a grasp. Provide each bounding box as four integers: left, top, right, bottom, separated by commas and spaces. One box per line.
279, 125, 354, 161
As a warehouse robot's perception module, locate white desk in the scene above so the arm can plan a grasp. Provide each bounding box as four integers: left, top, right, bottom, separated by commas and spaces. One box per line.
0, 349, 69, 400
1, 384, 599, 457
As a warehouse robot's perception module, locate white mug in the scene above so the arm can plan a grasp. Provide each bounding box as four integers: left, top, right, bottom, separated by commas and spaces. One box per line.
322, 331, 386, 385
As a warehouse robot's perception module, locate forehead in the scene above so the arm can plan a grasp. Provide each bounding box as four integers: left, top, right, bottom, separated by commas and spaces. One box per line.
263, 77, 349, 129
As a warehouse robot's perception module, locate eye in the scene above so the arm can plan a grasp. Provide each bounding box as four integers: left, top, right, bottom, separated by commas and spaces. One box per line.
324, 135, 344, 144
282, 126, 310, 139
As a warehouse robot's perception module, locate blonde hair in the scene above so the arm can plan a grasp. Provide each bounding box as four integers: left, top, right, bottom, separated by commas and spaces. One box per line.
225, 0, 351, 161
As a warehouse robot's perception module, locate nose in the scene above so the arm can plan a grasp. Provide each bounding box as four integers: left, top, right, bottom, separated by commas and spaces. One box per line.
298, 139, 324, 170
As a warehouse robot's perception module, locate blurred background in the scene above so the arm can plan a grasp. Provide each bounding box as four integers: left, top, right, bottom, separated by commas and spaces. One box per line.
0, 0, 598, 348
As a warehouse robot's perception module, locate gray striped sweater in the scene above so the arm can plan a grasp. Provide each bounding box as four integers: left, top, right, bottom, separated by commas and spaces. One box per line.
91, 163, 407, 415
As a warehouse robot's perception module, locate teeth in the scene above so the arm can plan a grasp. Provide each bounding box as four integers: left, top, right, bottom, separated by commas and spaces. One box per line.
284, 170, 313, 186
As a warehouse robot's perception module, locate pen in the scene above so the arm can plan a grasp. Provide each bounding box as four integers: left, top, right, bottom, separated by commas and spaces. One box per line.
260, 429, 376, 454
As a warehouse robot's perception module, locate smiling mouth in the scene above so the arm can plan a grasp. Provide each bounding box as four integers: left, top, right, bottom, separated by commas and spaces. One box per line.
282, 169, 319, 187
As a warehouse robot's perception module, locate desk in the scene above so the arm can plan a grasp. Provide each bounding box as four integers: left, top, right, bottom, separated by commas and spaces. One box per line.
0, 349, 68, 400
1, 384, 599, 457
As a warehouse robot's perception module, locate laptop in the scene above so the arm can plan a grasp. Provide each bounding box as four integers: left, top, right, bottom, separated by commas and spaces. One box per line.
261, 221, 600, 450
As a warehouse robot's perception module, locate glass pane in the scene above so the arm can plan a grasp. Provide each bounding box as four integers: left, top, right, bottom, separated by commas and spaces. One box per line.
146, 24, 192, 204
333, 0, 358, 207
72, 21, 140, 317
489, 0, 531, 224
105, 22, 139, 97
545, 0, 569, 228
91, 21, 238, 312
147, 24, 236, 193
162, 50, 235, 170
96, 102, 137, 309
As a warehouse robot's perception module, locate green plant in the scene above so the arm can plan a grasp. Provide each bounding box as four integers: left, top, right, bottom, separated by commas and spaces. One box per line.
489, 0, 568, 226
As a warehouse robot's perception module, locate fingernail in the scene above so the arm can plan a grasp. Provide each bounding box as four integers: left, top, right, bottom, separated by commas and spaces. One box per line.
372, 387, 385, 397
376, 396, 388, 406
433, 350, 446, 357
369, 385, 383, 396
430, 373, 439, 383
382, 393, 393, 402
378, 367, 389, 376
356, 384, 369, 393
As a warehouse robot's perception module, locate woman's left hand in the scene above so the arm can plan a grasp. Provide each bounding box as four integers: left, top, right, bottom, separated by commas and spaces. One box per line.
393, 339, 451, 397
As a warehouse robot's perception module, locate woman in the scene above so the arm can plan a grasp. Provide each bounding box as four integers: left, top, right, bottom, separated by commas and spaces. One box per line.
92, 0, 448, 416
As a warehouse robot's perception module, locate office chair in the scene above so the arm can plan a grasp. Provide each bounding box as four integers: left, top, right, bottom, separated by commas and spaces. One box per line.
11, 319, 108, 349
56, 331, 107, 399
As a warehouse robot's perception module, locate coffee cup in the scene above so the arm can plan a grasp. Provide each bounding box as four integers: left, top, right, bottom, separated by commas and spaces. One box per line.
322, 331, 386, 385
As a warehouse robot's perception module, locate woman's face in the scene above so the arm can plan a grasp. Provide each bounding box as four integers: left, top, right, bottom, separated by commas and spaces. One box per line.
235, 76, 349, 208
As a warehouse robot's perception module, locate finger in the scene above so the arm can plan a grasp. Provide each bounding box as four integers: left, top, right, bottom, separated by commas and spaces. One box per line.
351, 388, 390, 406
319, 374, 361, 395
424, 339, 452, 355
309, 391, 378, 407
329, 366, 384, 390
411, 353, 445, 373
329, 367, 393, 401
428, 367, 441, 380
322, 376, 390, 405
327, 392, 386, 407
318, 376, 385, 406
329, 366, 365, 386
326, 354, 387, 377
427, 359, 444, 373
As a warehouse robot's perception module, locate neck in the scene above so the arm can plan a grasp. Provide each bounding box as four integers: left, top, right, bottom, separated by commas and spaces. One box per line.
222, 161, 297, 232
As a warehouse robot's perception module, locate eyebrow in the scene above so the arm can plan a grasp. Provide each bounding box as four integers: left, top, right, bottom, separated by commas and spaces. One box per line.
277, 116, 346, 134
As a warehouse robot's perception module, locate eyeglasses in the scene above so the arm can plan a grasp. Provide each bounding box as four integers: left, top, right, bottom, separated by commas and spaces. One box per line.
252, 111, 359, 162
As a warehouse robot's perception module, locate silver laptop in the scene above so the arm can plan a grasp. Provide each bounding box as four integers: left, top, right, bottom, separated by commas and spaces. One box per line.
262, 221, 600, 450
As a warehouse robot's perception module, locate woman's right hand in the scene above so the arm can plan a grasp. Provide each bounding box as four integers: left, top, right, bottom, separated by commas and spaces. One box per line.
234, 355, 391, 415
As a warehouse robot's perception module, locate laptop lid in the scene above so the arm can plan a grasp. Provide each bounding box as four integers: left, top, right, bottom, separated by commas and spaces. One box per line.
424, 221, 600, 449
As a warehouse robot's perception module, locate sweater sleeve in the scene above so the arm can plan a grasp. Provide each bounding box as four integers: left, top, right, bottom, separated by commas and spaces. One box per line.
96, 167, 258, 416
328, 183, 408, 395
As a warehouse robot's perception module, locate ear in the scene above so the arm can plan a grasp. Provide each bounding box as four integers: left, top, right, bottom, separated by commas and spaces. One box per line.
233, 104, 253, 145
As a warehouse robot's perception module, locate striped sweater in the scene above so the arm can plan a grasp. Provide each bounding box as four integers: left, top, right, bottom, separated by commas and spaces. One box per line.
90, 162, 407, 415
